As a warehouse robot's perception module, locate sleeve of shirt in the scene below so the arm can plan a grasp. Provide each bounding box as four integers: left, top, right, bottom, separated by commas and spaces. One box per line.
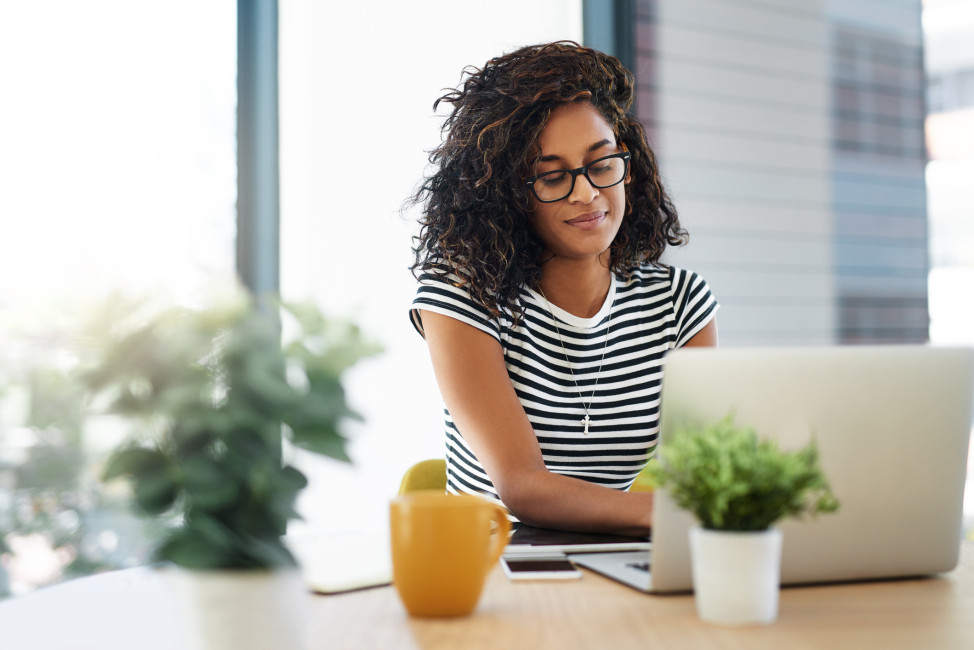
410, 267, 502, 343
670, 267, 720, 347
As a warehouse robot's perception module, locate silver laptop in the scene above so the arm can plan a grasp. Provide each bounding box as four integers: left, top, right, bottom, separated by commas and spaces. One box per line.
571, 345, 974, 593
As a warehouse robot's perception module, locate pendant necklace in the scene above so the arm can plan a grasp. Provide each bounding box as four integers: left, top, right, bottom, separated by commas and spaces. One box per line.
537, 287, 612, 436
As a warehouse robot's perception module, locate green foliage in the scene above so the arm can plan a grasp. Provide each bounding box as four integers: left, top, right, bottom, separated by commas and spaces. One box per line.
648, 414, 840, 531
87, 293, 379, 569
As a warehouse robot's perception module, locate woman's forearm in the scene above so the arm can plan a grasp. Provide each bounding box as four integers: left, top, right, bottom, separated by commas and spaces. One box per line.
497, 467, 652, 537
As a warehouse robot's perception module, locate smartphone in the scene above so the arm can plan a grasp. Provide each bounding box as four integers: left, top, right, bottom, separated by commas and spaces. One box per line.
500, 556, 583, 580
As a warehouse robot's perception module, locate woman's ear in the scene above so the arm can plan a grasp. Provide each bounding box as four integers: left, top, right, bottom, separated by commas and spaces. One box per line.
621, 143, 632, 184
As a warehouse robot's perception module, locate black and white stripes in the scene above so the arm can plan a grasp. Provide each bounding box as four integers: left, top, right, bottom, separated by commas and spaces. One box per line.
411, 263, 718, 516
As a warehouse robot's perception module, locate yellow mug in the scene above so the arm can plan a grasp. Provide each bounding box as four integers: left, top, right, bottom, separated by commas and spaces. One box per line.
390, 491, 510, 617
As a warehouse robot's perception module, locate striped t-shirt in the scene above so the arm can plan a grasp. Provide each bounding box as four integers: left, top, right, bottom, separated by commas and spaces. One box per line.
410, 263, 719, 515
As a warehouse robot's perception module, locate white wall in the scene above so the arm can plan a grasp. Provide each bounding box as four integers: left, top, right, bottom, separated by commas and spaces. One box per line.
279, 0, 583, 533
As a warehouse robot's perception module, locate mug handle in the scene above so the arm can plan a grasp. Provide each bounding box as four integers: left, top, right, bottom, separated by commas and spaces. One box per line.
486, 504, 511, 567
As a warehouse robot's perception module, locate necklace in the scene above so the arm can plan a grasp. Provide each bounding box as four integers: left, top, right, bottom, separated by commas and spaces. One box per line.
536, 287, 612, 436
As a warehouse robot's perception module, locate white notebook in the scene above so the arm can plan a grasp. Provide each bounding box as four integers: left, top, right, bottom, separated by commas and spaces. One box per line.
288, 530, 392, 594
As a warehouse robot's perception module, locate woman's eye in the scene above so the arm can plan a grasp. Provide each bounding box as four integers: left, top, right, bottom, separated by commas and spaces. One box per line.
588, 164, 612, 176
539, 172, 569, 187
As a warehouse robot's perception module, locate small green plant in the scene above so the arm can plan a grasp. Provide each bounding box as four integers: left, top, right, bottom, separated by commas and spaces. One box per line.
648, 414, 839, 531
85, 292, 379, 569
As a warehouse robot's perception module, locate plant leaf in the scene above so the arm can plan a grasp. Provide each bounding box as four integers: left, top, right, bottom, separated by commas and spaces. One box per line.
157, 529, 234, 569
133, 466, 178, 515
181, 456, 239, 511
288, 426, 350, 462
102, 446, 164, 482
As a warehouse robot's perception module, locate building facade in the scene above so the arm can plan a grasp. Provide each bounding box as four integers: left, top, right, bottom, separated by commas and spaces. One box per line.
627, 0, 928, 345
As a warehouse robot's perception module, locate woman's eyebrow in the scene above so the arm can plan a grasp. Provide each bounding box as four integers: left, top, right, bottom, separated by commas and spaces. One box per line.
538, 139, 613, 163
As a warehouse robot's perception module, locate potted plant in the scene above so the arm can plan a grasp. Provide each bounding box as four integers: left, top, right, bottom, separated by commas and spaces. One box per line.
80, 290, 378, 649
647, 413, 839, 626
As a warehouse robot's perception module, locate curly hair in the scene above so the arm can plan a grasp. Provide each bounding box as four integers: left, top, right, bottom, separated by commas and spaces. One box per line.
410, 41, 687, 320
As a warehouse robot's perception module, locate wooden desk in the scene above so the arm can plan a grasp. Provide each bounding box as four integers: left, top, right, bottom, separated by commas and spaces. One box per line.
3, 541, 972, 649
313, 540, 974, 649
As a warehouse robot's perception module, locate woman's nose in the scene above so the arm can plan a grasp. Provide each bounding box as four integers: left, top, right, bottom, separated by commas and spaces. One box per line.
568, 173, 599, 203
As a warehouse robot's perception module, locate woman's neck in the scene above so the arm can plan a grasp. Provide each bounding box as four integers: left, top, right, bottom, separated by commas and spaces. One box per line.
537, 253, 613, 319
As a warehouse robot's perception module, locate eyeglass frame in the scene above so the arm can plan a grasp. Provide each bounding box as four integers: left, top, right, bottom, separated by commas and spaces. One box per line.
523, 151, 632, 203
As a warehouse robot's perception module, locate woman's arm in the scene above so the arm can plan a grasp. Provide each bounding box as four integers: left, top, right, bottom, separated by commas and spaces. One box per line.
683, 317, 718, 347
420, 309, 653, 537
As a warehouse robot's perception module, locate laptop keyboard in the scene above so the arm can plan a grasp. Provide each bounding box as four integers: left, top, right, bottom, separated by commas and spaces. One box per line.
625, 562, 650, 573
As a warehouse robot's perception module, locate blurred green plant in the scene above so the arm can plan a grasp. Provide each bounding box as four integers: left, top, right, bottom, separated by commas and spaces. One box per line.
84, 294, 380, 570
647, 414, 840, 531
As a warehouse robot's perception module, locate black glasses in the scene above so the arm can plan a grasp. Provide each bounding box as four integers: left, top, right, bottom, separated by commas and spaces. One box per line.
524, 151, 631, 203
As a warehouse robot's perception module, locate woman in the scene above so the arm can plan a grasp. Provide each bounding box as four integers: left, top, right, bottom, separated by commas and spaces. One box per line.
409, 41, 718, 536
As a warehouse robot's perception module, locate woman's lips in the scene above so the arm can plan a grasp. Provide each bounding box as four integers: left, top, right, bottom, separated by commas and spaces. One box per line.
565, 211, 606, 230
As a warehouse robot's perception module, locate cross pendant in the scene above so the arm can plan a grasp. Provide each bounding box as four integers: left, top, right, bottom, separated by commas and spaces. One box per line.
581, 414, 591, 435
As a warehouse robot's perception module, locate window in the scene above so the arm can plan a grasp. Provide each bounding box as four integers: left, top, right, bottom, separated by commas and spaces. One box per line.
0, 1, 236, 597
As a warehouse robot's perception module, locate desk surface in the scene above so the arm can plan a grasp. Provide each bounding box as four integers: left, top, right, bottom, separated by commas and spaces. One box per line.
3, 541, 973, 650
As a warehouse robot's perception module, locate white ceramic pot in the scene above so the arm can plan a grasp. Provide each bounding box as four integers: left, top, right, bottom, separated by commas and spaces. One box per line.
688, 525, 783, 626
168, 567, 311, 650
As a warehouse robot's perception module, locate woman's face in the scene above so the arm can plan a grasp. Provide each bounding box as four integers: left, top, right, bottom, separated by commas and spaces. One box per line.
527, 101, 627, 264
